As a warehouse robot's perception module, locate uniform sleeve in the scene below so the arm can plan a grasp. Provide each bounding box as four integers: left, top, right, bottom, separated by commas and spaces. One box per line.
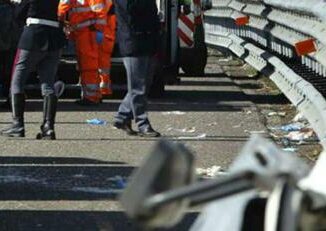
57, 0, 72, 19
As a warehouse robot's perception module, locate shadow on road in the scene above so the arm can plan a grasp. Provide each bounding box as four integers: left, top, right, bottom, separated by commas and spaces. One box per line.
0, 156, 198, 231
0, 156, 125, 165
0, 211, 198, 231
0, 156, 133, 200
0, 92, 287, 113
0, 135, 252, 142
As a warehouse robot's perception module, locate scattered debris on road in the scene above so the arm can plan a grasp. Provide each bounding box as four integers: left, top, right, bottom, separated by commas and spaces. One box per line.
86, 118, 107, 125
196, 165, 228, 178
178, 133, 207, 140
161, 111, 186, 115
267, 111, 286, 117
166, 127, 196, 133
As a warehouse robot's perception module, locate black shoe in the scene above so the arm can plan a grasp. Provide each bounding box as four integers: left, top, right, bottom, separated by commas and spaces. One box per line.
138, 126, 161, 137
0, 94, 25, 137
75, 98, 100, 106
113, 121, 137, 136
1, 124, 25, 137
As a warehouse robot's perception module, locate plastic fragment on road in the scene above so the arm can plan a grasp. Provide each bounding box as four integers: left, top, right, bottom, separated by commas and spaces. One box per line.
196, 166, 228, 178
280, 137, 291, 147
86, 118, 107, 125
167, 127, 196, 133
267, 111, 286, 117
162, 111, 186, 115
282, 147, 298, 153
281, 123, 305, 132
207, 122, 218, 126
270, 122, 305, 132
110, 175, 127, 189
178, 133, 207, 139
286, 128, 317, 142
232, 123, 242, 128
293, 112, 307, 122
245, 130, 266, 134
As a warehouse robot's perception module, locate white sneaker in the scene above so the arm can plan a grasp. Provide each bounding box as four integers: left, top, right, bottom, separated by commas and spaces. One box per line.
54, 81, 65, 98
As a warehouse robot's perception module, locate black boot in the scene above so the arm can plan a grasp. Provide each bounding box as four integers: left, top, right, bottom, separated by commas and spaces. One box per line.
36, 94, 57, 140
0, 94, 25, 137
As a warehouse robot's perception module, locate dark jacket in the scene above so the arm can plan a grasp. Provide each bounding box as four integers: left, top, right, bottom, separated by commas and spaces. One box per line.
0, 2, 14, 51
114, 0, 160, 56
15, 0, 66, 52
0, 2, 20, 51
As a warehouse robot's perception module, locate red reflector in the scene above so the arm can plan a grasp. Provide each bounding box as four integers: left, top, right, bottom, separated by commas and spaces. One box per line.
235, 16, 249, 26
295, 39, 316, 56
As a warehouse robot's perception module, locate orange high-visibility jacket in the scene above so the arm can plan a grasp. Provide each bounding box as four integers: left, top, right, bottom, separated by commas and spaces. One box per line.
58, 0, 111, 32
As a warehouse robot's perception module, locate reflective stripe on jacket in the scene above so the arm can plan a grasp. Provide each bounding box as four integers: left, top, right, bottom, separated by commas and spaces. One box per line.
58, 0, 111, 31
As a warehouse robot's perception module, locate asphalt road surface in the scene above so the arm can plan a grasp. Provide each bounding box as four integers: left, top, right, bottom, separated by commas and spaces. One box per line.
0, 55, 269, 230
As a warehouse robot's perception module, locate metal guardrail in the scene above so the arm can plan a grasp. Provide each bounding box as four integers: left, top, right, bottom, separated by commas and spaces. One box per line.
204, 1, 326, 148
263, 0, 326, 22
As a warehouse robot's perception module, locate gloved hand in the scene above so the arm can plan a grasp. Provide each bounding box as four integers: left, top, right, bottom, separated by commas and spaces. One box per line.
96, 31, 104, 44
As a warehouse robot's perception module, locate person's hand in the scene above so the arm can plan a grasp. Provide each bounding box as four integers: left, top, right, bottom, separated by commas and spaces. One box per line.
63, 22, 73, 38
96, 31, 104, 44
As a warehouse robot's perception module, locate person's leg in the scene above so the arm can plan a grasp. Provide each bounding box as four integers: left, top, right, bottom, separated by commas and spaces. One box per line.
115, 57, 136, 123
113, 57, 137, 135
98, 34, 114, 96
54, 80, 65, 98
126, 56, 149, 128
99, 14, 116, 97
36, 50, 61, 140
125, 56, 160, 137
1, 49, 40, 137
75, 30, 101, 105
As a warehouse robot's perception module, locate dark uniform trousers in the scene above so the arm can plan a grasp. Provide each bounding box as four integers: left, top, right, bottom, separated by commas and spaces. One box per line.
11, 48, 61, 96
0, 0, 66, 139
114, 0, 160, 130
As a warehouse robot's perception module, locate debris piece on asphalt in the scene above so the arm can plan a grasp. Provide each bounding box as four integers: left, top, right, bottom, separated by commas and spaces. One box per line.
162, 111, 186, 115
281, 123, 305, 132
178, 133, 207, 140
293, 112, 306, 122
167, 127, 196, 133
270, 122, 305, 132
282, 147, 298, 153
110, 175, 127, 189
207, 122, 218, 126
86, 118, 107, 125
218, 57, 232, 62
232, 124, 242, 128
196, 166, 228, 178
285, 128, 317, 142
245, 130, 266, 134
267, 111, 286, 117
280, 137, 291, 147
